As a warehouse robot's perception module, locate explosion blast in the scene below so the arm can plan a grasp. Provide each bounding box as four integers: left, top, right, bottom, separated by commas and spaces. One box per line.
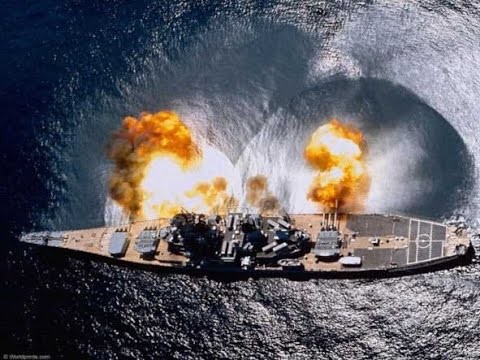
107, 111, 236, 220
108, 112, 369, 219
304, 119, 370, 211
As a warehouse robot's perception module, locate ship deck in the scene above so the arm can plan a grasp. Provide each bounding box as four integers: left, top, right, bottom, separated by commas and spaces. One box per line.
20, 213, 471, 276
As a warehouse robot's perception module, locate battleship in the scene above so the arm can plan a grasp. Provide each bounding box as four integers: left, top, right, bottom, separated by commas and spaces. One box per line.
19, 209, 479, 279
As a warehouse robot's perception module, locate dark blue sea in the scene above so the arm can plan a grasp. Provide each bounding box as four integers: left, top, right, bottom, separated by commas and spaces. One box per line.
2, 1, 480, 358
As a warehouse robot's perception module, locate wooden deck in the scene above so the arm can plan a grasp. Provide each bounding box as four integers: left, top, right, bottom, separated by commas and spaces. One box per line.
21, 213, 471, 273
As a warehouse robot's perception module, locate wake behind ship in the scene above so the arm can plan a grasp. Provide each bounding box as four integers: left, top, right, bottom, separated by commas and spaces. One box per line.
20, 210, 478, 279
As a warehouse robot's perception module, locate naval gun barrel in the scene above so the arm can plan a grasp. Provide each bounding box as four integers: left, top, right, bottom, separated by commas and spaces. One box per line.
267, 219, 279, 228
277, 219, 291, 229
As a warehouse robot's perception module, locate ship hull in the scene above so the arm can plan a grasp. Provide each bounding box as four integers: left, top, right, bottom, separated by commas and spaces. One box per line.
19, 212, 474, 279
21, 240, 473, 280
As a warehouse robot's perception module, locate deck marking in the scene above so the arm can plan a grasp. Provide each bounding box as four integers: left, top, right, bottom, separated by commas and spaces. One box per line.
416, 220, 420, 263
429, 223, 433, 259
407, 219, 411, 264
416, 234, 431, 248
410, 241, 445, 263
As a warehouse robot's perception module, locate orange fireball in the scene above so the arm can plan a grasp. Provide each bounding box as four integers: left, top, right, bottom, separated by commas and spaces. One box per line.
107, 111, 237, 219
304, 119, 370, 210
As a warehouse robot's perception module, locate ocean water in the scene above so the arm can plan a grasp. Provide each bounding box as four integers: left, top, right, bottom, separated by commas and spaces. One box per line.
2, 1, 480, 358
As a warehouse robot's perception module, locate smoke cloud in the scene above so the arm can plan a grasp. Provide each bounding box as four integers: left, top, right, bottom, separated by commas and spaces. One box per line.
245, 175, 283, 215
185, 177, 238, 214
